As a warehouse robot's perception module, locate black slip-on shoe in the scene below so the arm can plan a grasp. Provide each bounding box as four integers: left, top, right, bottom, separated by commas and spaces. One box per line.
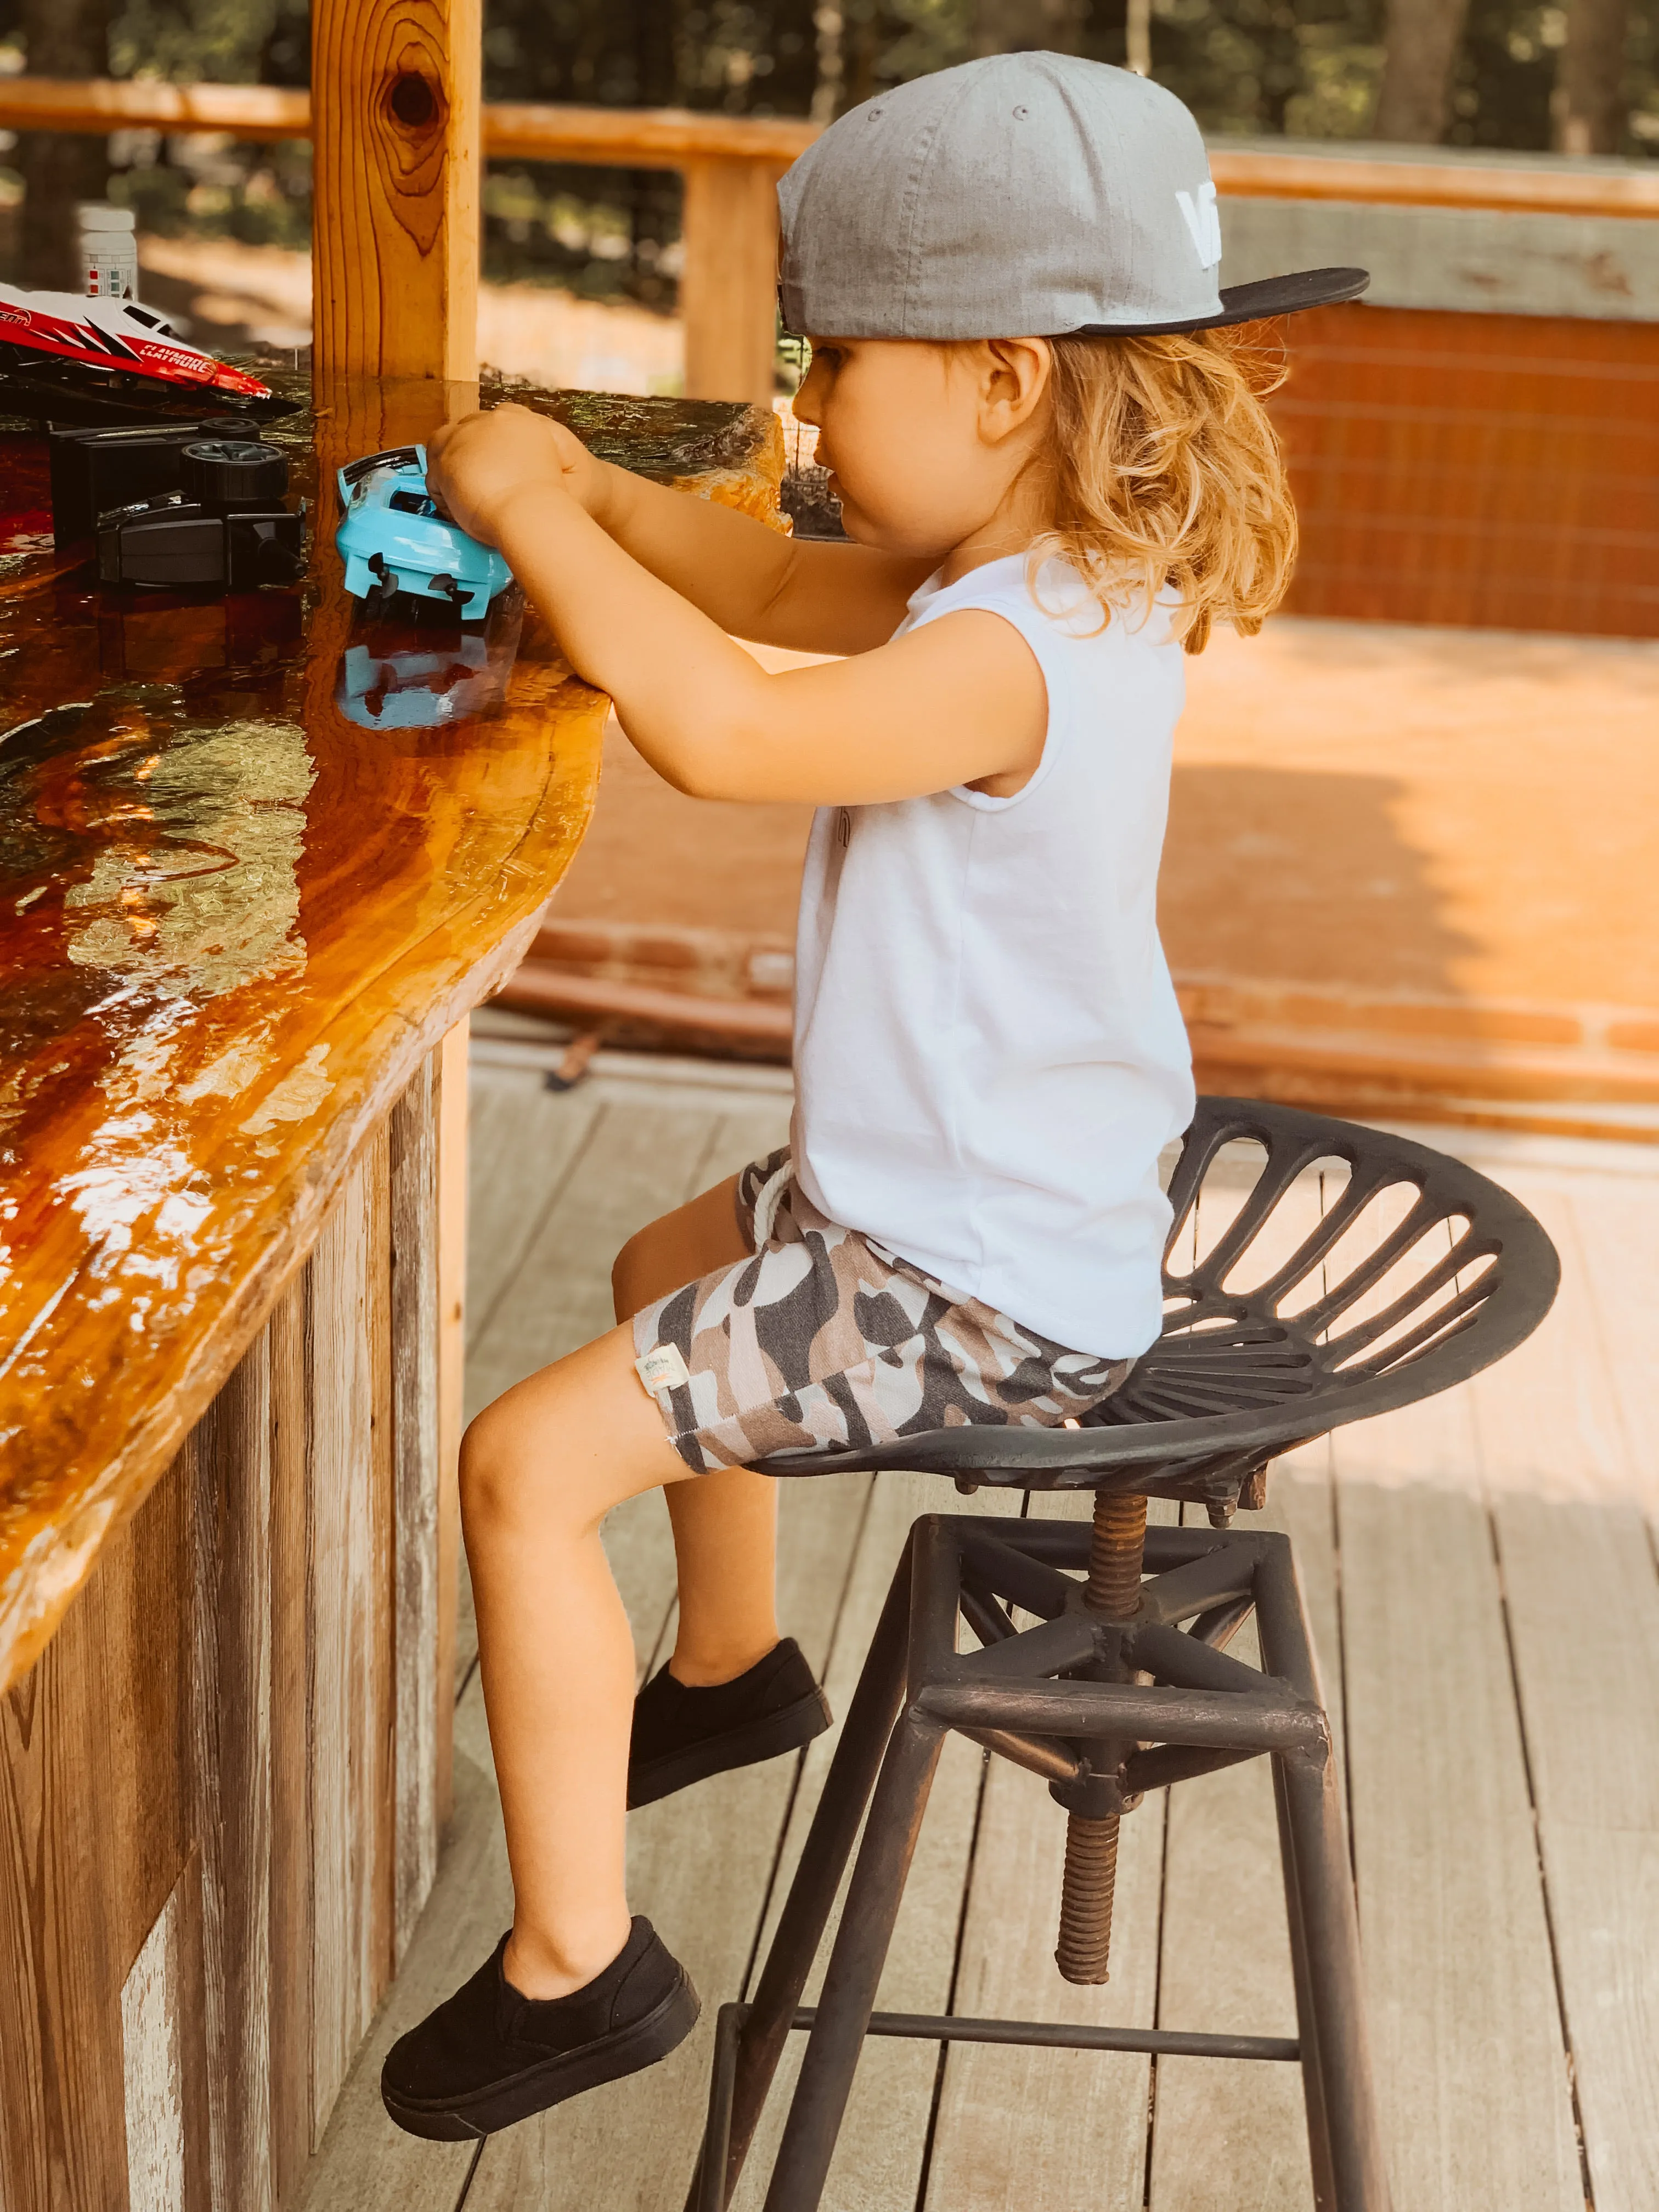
628, 1637, 832, 1810
381, 1916, 698, 2141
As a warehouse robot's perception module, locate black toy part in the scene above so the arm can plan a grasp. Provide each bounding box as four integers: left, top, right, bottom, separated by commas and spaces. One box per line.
49, 418, 253, 544
97, 495, 305, 589
181, 438, 290, 510
337, 444, 422, 495
93, 435, 302, 590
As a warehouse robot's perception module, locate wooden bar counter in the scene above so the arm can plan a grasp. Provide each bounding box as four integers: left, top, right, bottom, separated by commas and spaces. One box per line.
0, 376, 782, 2210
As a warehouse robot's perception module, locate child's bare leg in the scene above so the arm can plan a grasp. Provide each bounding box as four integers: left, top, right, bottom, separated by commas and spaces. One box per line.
460, 1323, 701, 1997
612, 1178, 781, 1685
659, 1466, 779, 1683
387, 1172, 823, 2133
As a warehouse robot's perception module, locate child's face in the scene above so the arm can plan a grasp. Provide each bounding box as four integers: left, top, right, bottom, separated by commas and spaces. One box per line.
792, 336, 1052, 560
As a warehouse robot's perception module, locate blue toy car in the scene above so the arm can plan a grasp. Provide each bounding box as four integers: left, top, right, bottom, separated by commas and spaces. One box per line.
335, 444, 511, 616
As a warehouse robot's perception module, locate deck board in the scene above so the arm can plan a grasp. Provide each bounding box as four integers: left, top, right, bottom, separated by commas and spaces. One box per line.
1149, 1467, 1344, 2212
1336, 1463, 1583, 2212
924, 1759, 1166, 2212
461, 1094, 717, 1419
1467, 1170, 1638, 1509
1492, 1494, 1659, 2212
1464, 1166, 1659, 2211
292, 1058, 1656, 2212
1561, 1173, 1659, 1517
1532, 1820, 1659, 2212
464, 1077, 603, 1354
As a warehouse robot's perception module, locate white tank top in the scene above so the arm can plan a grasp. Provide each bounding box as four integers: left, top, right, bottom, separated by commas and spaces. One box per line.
790, 553, 1195, 1359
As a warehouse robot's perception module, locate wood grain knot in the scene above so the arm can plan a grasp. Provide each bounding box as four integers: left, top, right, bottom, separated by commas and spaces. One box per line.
388, 72, 437, 129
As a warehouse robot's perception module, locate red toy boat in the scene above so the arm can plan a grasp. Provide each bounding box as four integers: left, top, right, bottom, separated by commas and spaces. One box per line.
0, 283, 292, 425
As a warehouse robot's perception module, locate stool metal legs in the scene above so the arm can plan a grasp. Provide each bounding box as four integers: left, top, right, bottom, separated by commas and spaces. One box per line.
692, 1509, 1391, 2212
762, 1707, 946, 2209
1257, 1548, 1386, 2210
706, 1544, 916, 2199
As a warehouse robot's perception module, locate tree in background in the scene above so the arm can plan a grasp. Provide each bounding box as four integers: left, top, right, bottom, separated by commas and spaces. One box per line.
1373, 0, 1470, 140
970, 0, 1088, 54
1147, 0, 1382, 137
1372, 0, 1637, 155
1555, 0, 1632, 149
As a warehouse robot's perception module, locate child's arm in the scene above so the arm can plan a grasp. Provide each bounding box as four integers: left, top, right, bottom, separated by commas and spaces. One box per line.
430, 404, 931, 658
427, 421, 1045, 807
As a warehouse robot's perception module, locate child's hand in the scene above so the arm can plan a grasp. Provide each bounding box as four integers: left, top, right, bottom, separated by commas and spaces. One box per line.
427, 404, 607, 545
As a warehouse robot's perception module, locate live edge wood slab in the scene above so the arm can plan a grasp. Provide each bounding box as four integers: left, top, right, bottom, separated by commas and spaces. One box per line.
0, 374, 781, 2211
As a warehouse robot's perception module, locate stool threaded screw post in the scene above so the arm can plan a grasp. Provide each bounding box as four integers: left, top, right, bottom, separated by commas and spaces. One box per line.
1086, 1491, 1149, 1618
1055, 1491, 1148, 1987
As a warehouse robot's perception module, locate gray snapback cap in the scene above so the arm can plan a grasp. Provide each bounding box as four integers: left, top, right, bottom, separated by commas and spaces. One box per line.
777, 54, 1367, 339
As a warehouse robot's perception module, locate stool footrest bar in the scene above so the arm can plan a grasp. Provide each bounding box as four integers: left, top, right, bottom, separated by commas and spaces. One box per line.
728, 2001, 1300, 2063
691, 1994, 1300, 2207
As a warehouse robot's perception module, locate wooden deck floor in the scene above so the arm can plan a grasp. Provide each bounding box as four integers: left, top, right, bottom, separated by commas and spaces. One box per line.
298, 1026, 1659, 2212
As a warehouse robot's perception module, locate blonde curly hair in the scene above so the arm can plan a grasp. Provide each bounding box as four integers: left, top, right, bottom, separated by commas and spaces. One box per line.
1034, 328, 1297, 655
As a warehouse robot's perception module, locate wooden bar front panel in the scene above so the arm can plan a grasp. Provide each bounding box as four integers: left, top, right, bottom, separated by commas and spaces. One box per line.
1274, 302, 1659, 637
0, 1063, 441, 2212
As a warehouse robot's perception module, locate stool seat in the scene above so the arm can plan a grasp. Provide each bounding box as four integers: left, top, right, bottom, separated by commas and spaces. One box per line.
691, 1099, 1561, 2212
752, 1094, 1558, 1508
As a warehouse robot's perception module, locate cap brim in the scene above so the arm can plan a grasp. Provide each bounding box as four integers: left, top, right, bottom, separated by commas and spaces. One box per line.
1069, 266, 1370, 338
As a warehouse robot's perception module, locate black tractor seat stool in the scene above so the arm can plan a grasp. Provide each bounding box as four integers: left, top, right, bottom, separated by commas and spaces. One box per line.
689, 1097, 1560, 2212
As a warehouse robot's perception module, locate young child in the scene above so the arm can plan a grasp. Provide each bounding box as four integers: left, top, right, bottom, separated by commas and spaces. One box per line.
380, 52, 1363, 2140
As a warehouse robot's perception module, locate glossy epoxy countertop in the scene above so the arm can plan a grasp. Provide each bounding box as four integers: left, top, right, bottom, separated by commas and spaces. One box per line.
0, 374, 783, 1688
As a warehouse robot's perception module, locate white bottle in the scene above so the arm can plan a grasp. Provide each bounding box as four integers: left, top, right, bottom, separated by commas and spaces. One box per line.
78, 204, 139, 301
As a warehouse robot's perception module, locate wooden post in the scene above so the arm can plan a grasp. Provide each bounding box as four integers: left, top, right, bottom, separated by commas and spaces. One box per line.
311, 0, 482, 382
681, 156, 780, 404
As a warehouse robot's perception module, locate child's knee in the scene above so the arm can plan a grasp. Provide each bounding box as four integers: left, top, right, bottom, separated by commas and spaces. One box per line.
459, 1380, 628, 1544
458, 1403, 543, 1536
457, 1408, 500, 1523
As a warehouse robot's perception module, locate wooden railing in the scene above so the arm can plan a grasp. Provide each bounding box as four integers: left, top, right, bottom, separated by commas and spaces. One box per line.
4, 76, 1657, 398
0, 80, 819, 397
1208, 145, 1659, 218
9, 77, 1659, 211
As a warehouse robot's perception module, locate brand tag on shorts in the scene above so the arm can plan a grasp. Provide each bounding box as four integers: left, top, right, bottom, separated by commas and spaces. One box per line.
635, 1342, 691, 1395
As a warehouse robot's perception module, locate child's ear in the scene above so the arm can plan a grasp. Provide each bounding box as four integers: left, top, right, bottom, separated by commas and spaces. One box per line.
980, 338, 1052, 444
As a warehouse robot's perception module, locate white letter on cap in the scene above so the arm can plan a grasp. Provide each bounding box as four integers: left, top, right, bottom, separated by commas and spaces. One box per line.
1176, 182, 1222, 270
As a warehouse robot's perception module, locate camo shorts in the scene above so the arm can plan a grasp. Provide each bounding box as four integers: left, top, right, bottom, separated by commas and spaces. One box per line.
632, 1148, 1133, 1474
